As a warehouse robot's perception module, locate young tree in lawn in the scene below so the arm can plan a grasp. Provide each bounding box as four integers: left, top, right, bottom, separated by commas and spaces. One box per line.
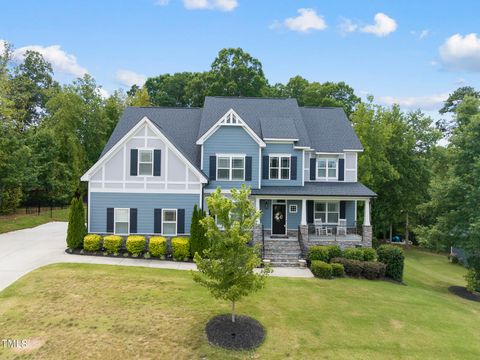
193, 186, 271, 323
66, 193, 86, 249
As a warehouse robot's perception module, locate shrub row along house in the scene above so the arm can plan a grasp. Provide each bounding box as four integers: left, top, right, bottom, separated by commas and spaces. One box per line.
81, 96, 376, 266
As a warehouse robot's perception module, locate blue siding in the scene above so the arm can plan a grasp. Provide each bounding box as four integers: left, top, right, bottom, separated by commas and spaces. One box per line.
89, 192, 200, 234
259, 199, 302, 230
345, 200, 356, 227
203, 127, 260, 189
261, 143, 303, 186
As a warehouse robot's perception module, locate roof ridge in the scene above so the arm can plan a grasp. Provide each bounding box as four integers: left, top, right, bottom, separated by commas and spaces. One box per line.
300, 106, 343, 109
126, 106, 202, 109
206, 95, 295, 101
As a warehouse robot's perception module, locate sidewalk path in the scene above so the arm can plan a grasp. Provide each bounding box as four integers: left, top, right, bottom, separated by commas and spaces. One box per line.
0, 222, 313, 291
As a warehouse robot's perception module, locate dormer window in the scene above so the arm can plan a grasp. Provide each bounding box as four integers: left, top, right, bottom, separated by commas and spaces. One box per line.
138, 149, 153, 176
317, 158, 337, 180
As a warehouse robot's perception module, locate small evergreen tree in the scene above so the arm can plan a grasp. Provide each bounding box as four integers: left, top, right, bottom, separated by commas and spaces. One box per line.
190, 204, 209, 257
66, 194, 86, 249
193, 186, 271, 323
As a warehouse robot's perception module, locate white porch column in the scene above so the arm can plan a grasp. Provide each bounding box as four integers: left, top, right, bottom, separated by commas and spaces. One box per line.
255, 197, 261, 224
301, 199, 307, 225
363, 198, 371, 226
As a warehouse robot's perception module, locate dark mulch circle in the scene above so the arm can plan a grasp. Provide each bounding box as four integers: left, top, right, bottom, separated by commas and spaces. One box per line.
448, 286, 480, 302
205, 314, 265, 351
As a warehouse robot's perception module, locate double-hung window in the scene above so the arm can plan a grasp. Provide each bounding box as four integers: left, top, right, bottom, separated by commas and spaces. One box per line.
314, 202, 339, 224
317, 158, 337, 180
269, 155, 290, 180
162, 209, 177, 236
138, 149, 153, 176
217, 155, 245, 181
114, 208, 129, 234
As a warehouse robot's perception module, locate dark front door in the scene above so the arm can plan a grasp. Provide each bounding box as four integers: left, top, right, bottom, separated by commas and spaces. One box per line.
272, 204, 286, 235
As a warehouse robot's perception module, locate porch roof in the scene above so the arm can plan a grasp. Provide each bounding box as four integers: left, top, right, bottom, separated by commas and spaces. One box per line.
251, 182, 376, 198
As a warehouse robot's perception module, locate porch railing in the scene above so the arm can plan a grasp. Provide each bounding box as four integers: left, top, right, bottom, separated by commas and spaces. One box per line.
307, 221, 362, 241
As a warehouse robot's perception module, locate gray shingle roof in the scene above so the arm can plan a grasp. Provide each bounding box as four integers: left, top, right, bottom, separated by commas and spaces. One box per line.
251, 182, 376, 197
260, 117, 299, 140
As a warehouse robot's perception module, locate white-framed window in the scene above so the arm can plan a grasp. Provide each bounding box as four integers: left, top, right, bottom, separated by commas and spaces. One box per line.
138, 149, 153, 176
217, 155, 245, 181
114, 208, 129, 235
289, 204, 298, 213
314, 201, 339, 224
269, 155, 290, 180
162, 209, 177, 236
317, 158, 337, 180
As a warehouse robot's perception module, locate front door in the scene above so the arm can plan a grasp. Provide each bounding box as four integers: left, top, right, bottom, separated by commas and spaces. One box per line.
272, 204, 286, 235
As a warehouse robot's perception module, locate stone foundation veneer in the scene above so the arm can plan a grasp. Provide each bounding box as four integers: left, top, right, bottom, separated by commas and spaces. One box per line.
252, 224, 263, 246
362, 225, 372, 247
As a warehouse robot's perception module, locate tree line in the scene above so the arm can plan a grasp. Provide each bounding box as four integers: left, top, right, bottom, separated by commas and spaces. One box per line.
1, 44, 478, 257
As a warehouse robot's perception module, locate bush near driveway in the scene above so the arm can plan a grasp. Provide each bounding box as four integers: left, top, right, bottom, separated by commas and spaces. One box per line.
149, 236, 167, 258
310, 260, 333, 279
83, 234, 102, 251
66, 197, 86, 249
103, 235, 123, 254
331, 258, 364, 278
331, 263, 345, 277
377, 245, 405, 282
307, 245, 342, 263
172, 237, 190, 260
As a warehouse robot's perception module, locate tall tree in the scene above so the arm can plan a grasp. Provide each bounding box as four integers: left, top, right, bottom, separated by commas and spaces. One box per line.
127, 86, 151, 106
145, 72, 194, 106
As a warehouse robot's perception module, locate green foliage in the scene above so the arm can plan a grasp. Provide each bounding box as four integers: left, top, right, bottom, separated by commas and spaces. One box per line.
343, 248, 364, 261
83, 234, 102, 252
464, 269, 480, 294
326, 245, 343, 260
66, 197, 86, 249
307, 246, 330, 262
310, 261, 333, 279
377, 245, 405, 281
193, 186, 271, 322
189, 204, 208, 257
149, 236, 167, 257
171, 237, 190, 260
331, 258, 364, 278
362, 248, 377, 262
127, 86, 150, 106
362, 261, 386, 280
103, 235, 123, 254
126, 235, 146, 256
331, 263, 345, 277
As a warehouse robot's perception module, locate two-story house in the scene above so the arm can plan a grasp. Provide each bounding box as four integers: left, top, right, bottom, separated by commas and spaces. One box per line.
81, 97, 376, 266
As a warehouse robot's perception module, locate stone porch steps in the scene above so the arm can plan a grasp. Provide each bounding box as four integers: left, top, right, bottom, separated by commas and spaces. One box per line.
262, 239, 302, 267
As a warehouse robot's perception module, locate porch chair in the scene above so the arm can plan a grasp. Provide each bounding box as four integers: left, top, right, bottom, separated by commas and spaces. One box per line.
337, 219, 347, 236
314, 219, 332, 236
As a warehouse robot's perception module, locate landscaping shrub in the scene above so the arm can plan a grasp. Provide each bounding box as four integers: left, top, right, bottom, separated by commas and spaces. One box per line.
172, 237, 190, 260
377, 245, 405, 281
103, 235, 123, 254
149, 236, 167, 258
343, 248, 364, 261
310, 260, 333, 279
307, 246, 330, 262
331, 257, 364, 277
465, 269, 480, 293
326, 245, 342, 260
362, 248, 377, 262
331, 263, 345, 277
83, 234, 102, 252
362, 261, 386, 280
189, 204, 209, 257
126, 235, 146, 256
66, 196, 86, 249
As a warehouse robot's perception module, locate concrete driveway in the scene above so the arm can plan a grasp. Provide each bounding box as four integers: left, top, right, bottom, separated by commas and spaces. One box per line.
0, 222, 313, 291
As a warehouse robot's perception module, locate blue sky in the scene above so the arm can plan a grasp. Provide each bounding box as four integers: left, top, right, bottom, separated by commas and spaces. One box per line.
1, 0, 480, 116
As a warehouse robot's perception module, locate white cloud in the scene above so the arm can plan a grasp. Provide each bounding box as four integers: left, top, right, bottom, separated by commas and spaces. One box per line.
96, 87, 109, 99
0, 39, 7, 55
183, 0, 237, 11
272, 8, 327, 33
338, 17, 357, 35
439, 33, 480, 72
378, 92, 449, 111
115, 69, 147, 87
154, 0, 170, 5
360, 13, 397, 37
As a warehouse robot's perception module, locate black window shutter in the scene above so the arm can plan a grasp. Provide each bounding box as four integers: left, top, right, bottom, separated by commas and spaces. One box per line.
245, 156, 252, 181
307, 200, 314, 224
309, 158, 316, 180
107, 208, 114, 233
291, 156, 297, 180
262, 156, 269, 179
209, 156, 216, 180
338, 158, 345, 181
130, 149, 138, 176
154, 209, 162, 234
130, 208, 138, 233
340, 201, 346, 219
153, 149, 161, 176
177, 209, 185, 234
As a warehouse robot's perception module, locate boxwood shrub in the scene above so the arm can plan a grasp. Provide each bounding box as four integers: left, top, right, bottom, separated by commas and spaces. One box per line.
331, 257, 364, 277
343, 248, 364, 261
126, 235, 146, 256
149, 236, 167, 258
377, 245, 405, 281
172, 237, 190, 260
326, 245, 343, 260
331, 262, 345, 277
83, 234, 102, 252
362, 261, 386, 280
307, 246, 330, 262
310, 260, 333, 279
103, 235, 123, 254
362, 248, 377, 262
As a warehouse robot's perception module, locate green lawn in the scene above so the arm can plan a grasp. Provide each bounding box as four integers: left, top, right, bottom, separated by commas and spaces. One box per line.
0, 249, 479, 359
0, 208, 69, 234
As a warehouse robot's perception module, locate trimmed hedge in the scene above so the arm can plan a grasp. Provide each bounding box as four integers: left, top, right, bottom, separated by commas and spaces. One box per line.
362, 248, 377, 262
172, 237, 190, 260
343, 248, 364, 261
362, 261, 386, 280
126, 236, 146, 256
326, 245, 342, 260
331, 257, 364, 277
331, 263, 345, 277
308, 246, 330, 262
149, 236, 167, 258
83, 234, 102, 252
103, 235, 123, 254
311, 260, 333, 279
377, 245, 405, 281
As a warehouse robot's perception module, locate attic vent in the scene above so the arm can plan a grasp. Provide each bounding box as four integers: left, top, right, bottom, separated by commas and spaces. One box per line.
224, 112, 238, 125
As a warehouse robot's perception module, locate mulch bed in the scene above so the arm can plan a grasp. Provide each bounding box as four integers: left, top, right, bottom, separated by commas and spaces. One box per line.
448, 286, 480, 302
65, 248, 192, 262
205, 314, 265, 351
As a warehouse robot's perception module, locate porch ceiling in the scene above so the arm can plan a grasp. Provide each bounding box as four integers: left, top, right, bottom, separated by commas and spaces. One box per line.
251, 182, 376, 198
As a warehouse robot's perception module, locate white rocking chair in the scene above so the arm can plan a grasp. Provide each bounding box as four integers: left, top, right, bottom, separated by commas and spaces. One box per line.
337, 219, 347, 236
314, 219, 332, 236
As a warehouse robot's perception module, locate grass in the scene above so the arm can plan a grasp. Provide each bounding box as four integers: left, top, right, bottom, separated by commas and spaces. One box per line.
0, 248, 479, 359
0, 208, 69, 234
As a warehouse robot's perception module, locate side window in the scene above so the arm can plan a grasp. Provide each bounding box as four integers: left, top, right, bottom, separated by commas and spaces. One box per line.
115, 208, 129, 234
138, 149, 153, 176
162, 209, 177, 235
